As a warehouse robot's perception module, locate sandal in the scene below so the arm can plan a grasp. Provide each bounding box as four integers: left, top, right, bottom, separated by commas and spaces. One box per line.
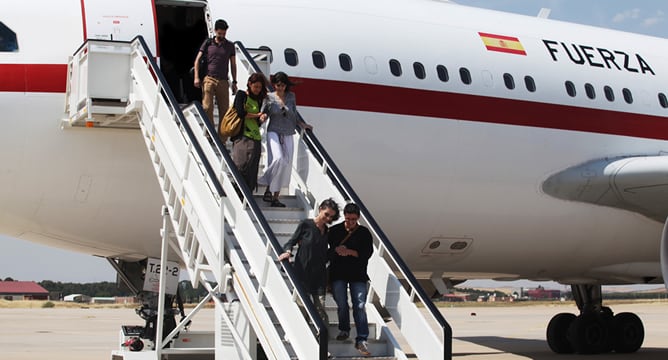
263, 190, 273, 202
270, 199, 286, 208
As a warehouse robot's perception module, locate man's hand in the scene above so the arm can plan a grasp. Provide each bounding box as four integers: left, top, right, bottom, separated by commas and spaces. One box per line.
194, 78, 201, 88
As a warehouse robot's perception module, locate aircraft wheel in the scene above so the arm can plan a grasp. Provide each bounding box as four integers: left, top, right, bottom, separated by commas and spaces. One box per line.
546, 313, 576, 353
567, 313, 612, 354
612, 312, 644, 353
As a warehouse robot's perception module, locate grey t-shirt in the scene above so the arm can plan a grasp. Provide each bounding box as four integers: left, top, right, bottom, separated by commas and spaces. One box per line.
265, 92, 298, 135
200, 38, 235, 79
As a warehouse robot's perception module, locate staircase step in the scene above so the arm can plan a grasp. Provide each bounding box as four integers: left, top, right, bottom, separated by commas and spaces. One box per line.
326, 338, 392, 358
264, 218, 302, 233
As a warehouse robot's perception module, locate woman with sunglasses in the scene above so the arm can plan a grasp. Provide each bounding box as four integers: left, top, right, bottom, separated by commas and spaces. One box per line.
278, 198, 340, 326
258, 72, 312, 207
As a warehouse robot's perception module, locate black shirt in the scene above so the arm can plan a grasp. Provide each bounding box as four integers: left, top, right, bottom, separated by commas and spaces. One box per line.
328, 223, 373, 282
283, 219, 329, 293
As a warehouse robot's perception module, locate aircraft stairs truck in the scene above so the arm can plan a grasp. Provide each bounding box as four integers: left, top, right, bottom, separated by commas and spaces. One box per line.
62, 36, 452, 360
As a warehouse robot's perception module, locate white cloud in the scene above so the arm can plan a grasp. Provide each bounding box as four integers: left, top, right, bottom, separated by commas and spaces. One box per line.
642, 10, 665, 27
612, 8, 641, 23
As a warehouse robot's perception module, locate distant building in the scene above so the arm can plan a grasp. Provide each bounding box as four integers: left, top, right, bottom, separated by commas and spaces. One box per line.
91, 297, 116, 304
64, 294, 92, 303
442, 294, 470, 302
526, 286, 561, 300
0, 281, 49, 300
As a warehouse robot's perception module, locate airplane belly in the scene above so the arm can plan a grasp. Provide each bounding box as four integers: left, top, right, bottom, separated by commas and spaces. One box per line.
304, 107, 665, 284
0, 93, 163, 259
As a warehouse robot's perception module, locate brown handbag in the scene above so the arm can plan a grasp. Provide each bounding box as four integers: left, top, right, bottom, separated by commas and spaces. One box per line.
218, 106, 243, 142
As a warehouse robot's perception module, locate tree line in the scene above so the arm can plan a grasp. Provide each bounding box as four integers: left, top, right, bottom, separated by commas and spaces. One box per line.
31, 280, 208, 302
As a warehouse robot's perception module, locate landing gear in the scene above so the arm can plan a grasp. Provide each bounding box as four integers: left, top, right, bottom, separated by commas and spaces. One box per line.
545, 284, 644, 354
612, 312, 644, 353
546, 313, 575, 353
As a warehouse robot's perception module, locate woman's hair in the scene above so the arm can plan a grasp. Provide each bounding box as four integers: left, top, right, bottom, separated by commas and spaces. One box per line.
246, 73, 268, 100
270, 71, 294, 92
319, 198, 340, 222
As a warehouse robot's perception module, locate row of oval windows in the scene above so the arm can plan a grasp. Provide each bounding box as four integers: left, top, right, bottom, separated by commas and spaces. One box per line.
281, 48, 668, 109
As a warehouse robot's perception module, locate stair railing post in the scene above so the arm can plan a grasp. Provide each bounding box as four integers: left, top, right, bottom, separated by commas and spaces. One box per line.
156, 205, 171, 359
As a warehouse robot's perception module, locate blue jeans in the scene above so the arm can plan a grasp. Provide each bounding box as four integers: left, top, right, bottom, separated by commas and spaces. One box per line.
331, 280, 369, 342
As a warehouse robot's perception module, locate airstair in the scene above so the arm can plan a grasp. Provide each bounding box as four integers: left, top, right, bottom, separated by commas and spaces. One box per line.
63, 36, 452, 360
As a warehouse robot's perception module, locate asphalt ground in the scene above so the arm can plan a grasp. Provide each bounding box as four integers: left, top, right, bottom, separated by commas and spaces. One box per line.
1, 302, 667, 359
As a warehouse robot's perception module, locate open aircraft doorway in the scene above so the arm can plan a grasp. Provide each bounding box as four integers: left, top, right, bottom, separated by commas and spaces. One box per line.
155, 0, 209, 104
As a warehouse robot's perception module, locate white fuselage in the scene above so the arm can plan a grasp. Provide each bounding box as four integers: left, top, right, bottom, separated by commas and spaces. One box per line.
1, 0, 667, 285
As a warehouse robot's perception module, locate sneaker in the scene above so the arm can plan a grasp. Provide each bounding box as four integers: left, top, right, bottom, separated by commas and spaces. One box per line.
355, 341, 371, 356
335, 331, 349, 340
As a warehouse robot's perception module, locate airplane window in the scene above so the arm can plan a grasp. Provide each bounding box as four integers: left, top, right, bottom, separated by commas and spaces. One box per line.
284, 48, 298, 66
312, 51, 326, 69
584, 83, 596, 100
604, 86, 615, 102
436, 65, 449, 82
389, 59, 402, 76
659, 93, 668, 109
0, 21, 18, 52
259, 46, 273, 64
339, 53, 352, 71
413, 62, 426, 80
459, 67, 472, 85
565, 81, 576, 97
524, 76, 536, 92
622, 88, 633, 104
503, 73, 515, 90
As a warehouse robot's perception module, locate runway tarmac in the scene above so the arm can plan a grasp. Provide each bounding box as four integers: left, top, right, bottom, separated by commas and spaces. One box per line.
1, 302, 667, 359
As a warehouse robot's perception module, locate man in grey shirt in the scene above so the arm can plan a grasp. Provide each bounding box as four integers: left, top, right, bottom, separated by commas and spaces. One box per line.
193, 19, 238, 127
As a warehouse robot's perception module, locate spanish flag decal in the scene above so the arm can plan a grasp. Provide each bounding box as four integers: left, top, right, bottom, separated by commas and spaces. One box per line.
478, 32, 527, 55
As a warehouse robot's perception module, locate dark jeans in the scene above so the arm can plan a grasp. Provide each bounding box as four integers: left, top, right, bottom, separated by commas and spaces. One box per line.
331, 280, 369, 342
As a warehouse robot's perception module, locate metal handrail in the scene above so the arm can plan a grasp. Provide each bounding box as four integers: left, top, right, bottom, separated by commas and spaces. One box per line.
182, 83, 329, 358
131, 36, 328, 358
234, 38, 451, 358
131, 36, 224, 197
296, 116, 453, 358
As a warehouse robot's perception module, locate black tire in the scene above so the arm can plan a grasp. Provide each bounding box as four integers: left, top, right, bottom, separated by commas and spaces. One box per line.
567, 313, 612, 354
547, 313, 576, 354
613, 312, 644, 353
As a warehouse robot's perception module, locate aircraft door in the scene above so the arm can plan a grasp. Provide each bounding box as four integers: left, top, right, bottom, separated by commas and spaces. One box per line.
154, 1, 209, 103
81, 0, 158, 56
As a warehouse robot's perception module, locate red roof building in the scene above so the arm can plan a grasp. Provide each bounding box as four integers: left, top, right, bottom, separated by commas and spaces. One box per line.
0, 281, 49, 300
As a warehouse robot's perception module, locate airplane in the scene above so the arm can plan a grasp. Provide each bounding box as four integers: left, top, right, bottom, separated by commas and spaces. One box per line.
1, 0, 668, 356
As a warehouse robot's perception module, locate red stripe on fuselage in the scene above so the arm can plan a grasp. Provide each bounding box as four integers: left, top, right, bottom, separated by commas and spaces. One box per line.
293, 77, 668, 141
0, 64, 68, 93
1, 64, 666, 140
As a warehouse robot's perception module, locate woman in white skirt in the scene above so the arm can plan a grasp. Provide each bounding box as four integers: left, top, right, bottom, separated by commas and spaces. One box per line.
258, 72, 312, 207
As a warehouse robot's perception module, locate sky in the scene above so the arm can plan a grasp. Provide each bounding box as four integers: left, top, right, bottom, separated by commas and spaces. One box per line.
1, 1, 667, 286
456, 0, 667, 38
